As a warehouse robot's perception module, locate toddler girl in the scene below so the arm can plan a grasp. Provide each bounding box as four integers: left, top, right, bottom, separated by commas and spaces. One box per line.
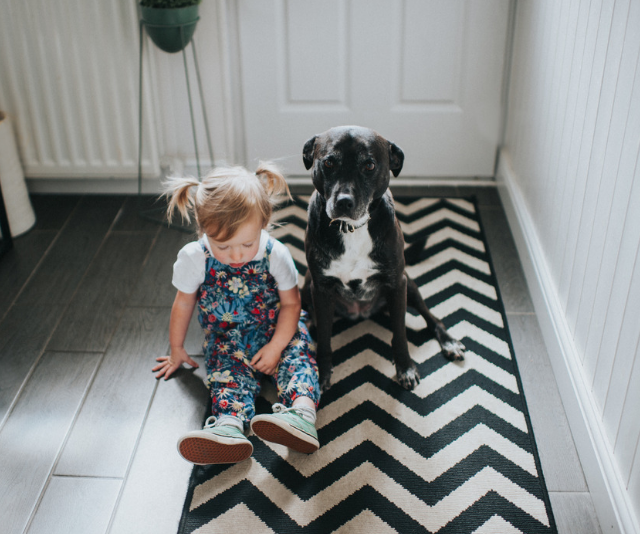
153, 163, 320, 465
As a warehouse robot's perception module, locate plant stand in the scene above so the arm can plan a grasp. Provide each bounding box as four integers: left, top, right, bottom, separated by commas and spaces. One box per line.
137, 17, 214, 231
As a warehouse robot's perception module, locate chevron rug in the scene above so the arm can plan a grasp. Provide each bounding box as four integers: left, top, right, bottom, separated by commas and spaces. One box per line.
177, 196, 557, 534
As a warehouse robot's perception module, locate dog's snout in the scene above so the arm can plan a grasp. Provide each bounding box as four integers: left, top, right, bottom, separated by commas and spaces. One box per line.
336, 194, 355, 212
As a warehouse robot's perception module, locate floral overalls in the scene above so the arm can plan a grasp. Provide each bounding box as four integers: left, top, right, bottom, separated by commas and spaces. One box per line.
198, 237, 319, 428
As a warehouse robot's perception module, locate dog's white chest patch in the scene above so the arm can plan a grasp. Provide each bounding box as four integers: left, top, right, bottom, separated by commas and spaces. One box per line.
324, 227, 377, 284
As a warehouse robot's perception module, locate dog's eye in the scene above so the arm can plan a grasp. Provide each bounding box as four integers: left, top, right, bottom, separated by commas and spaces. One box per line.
365, 162, 376, 172
324, 159, 334, 169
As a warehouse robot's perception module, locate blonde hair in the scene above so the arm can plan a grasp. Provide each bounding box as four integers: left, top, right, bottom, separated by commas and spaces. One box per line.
163, 162, 291, 241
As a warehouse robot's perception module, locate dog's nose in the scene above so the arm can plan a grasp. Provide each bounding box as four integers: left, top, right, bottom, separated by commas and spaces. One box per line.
336, 194, 355, 213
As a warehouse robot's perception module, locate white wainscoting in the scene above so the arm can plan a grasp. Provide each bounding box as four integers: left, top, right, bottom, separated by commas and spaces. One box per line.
499, 1, 640, 532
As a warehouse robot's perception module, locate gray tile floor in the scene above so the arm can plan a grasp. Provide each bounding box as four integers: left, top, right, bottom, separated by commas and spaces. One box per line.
0, 188, 602, 534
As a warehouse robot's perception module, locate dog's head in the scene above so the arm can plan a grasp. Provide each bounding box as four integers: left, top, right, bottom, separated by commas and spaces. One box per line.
303, 126, 404, 222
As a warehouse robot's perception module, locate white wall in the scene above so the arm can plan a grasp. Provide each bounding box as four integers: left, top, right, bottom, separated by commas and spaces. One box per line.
498, 1, 640, 532
0, 0, 510, 190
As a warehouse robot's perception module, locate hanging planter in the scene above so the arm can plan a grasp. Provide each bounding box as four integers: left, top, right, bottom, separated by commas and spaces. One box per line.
139, 0, 202, 54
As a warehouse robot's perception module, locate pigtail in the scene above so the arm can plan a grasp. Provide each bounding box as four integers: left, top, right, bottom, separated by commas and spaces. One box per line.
255, 161, 292, 204
162, 175, 200, 224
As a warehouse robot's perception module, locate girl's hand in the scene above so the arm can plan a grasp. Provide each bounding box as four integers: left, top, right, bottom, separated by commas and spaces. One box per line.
250, 286, 300, 376
153, 346, 199, 380
250, 343, 282, 376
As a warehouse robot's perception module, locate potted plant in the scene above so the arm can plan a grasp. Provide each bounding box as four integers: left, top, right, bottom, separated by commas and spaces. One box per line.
139, 0, 202, 54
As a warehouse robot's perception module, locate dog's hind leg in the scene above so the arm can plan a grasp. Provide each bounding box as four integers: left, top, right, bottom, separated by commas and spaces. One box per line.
403, 236, 428, 266
406, 275, 465, 362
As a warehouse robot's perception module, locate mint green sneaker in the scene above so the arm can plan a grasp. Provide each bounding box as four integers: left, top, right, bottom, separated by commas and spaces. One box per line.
250, 404, 319, 454
177, 416, 253, 465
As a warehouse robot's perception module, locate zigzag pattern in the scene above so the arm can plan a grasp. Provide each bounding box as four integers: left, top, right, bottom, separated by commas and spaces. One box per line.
179, 198, 556, 534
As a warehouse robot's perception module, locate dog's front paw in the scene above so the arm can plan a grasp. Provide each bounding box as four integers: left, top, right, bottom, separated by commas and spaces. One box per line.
319, 369, 333, 392
442, 339, 465, 362
397, 364, 420, 390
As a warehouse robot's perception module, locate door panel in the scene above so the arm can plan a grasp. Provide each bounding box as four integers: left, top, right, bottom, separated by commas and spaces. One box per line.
238, 0, 509, 177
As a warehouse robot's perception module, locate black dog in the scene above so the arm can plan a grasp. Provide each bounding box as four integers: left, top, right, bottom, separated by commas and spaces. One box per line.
301, 125, 465, 391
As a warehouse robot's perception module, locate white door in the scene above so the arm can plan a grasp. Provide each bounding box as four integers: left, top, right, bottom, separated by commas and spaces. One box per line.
237, 0, 509, 178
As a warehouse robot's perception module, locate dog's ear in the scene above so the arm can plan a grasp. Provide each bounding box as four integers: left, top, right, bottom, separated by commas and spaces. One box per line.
388, 141, 404, 177
303, 136, 317, 170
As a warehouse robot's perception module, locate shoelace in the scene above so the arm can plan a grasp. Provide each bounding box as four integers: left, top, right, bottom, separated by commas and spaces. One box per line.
203, 416, 221, 429
272, 403, 316, 424
204, 415, 243, 430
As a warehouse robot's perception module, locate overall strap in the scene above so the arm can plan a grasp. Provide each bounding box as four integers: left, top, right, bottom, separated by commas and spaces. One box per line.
200, 240, 212, 258
265, 236, 274, 257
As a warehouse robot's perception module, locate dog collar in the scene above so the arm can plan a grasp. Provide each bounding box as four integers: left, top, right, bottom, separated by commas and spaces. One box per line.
330, 216, 371, 233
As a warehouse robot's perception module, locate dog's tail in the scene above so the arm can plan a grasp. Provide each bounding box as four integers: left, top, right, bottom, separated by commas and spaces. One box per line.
404, 236, 428, 266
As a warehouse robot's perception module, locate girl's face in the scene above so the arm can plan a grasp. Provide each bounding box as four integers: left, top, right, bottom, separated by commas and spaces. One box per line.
207, 216, 264, 268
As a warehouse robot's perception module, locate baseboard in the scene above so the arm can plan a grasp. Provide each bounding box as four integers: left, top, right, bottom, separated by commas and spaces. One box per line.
496, 148, 639, 534
26, 175, 496, 195
26, 177, 167, 195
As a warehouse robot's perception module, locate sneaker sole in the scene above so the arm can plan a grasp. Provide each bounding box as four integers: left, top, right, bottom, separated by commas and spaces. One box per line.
251, 420, 319, 454
178, 436, 253, 465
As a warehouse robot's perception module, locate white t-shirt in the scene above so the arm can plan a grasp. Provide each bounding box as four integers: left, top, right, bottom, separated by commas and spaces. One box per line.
172, 230, 298, 294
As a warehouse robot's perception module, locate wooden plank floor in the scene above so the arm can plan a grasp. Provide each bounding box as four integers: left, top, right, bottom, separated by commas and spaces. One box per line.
0, 191, 602, 534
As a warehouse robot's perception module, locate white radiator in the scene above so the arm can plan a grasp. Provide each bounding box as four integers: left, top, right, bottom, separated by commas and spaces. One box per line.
0, 0, 160, 179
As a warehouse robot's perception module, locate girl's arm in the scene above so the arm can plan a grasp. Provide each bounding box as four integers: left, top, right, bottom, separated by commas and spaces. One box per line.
250, 286, 301, 375
153, 290, 200, 380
